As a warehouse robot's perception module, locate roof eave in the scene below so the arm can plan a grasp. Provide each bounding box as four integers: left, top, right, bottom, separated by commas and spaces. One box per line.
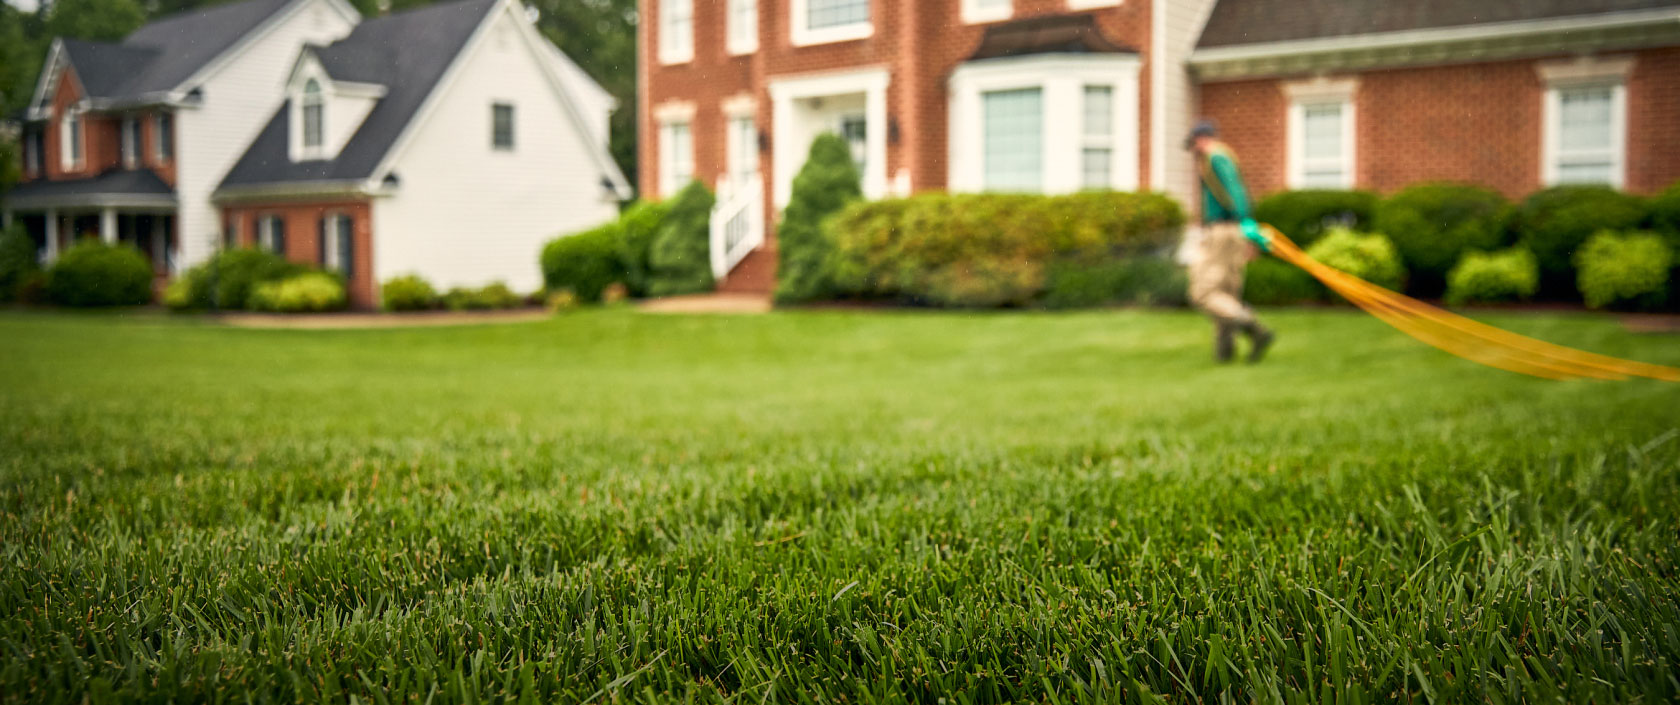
4, 193, 178, 210
212, 179, 379, 203
1190, 7, 1680, 81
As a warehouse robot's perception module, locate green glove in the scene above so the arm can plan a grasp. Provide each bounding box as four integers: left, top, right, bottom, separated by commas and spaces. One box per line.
1241, 219, 1269, 253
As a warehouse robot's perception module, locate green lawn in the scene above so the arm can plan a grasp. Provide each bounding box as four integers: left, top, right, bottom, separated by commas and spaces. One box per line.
2, 308, 1678, 703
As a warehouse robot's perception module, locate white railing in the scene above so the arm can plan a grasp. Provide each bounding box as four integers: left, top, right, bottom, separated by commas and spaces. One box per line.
709, 172, 764, 280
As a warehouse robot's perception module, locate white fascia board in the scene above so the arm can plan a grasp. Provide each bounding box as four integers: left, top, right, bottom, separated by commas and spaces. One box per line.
211, 179, 372, 203
1190, 7, 1680, 73
767, 65, 891, 100
174, 0, 362, 93
27, 40, 68, 118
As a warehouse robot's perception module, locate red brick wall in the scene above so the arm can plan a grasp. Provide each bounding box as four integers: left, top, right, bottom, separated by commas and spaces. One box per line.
221, 201, 377, 309
639, 0, 1155, 240
27, 68, 178, 188
1196, 48, 1680, 202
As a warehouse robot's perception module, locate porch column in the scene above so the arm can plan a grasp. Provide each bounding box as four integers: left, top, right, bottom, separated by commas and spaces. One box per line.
44, 209, 60, 263
864, 75, 888, 201
151, 215, 167, 273
100, 207, 118, 244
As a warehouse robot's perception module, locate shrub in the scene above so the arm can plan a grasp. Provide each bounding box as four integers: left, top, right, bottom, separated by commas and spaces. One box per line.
1574, 231, 1672, 311
542, 223, 625, 303
0, 223, 40, 302
443, 282, 522, 311
647, 181, 716, 297
1041, 257, 1187, 309
1649, 180, 1680, 251
249, 272, 347, 313
1243, 257, 1322, 305
1445, 248, 1539, 306
1253, 189, 1378, 249
382, 274, 438, 311
15, 271, 48, 305
1513, 185, 1647, 295
1304, 228, 1406, 295
617, 201, 671, 297
825, 191, 1185, 307
167, 248, 305, 310
45, 241, 154, 307
1372, 183, 1510, 296
776, 133, 863, 304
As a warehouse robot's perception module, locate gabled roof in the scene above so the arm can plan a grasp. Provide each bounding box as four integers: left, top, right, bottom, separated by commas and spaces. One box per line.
1199, 0, 1680, 49
218, 0, 498, 190
58, 40, 161, 98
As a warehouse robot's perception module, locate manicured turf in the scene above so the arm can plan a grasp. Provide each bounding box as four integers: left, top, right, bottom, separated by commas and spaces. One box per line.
1, 308, 1678, 703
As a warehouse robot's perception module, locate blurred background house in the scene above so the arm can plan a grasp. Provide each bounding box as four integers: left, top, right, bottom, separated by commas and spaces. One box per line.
639, 0, 1680, 292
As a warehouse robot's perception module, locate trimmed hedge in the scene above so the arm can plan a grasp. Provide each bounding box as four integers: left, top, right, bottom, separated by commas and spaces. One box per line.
1253, 189, 1378, 249
1445, 248, 1539, 306
617, 201, 671, 297
1372, 183, 1509, 296
381, 274, 439, 311
0, 223, 39, 302
776, 133, 863, 304
647, 181, 716, 297
250, 272, 347, 313
46, 241, 154, 307
443, 282, 523, 311
541, 223, 625, 303
1305, 229, 1406, 295
825, 191, 1184, 307
1041, 257, 1187, 309
1244, 257, 1322, 306
167, 248, 306, 311
1575, 231, 1671, 311
1513, 185, 1647, 296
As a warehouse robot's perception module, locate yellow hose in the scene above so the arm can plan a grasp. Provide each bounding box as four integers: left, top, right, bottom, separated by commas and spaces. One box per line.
1261, 225, 1679, 382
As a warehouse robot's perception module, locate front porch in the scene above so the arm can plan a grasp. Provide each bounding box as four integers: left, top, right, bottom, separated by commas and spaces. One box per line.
3, 170, 180, 281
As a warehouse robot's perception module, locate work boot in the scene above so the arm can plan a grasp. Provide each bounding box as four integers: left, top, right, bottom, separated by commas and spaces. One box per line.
1215, 324, 1237, 363
1244, 322, 1275, 364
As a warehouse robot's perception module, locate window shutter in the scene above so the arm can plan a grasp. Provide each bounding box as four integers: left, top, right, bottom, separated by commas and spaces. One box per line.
273, 218, 287, 255
339, 215, 354, 276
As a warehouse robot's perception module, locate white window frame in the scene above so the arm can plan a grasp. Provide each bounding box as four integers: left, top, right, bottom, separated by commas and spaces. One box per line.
790, 0, 872, 47
1538, 57, 1631, 189
948, 54, 1140, 195
257, 215, 285, 254
723, 97, 759, 190
658, 0, 694, 65
291, 75, 328, 162
60, 108, 83, 171
728, 0, 758, 55
1067, 0, 1121, 9
492, 102, 516, 151
657, 102, 697, 198
153, 113, 173, 162
1081, 84, 1114, 189
322, 212, 352, 273
120, 116, 141, 168
1283, 77, 1357, 189
962, 0, 1011, 24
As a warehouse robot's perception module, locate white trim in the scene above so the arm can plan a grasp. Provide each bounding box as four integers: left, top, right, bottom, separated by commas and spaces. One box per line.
1190, 7, 1680, 77
152, 112, 173, 162
59, 108, 83, 171
1286, 96, 1356, 189
948, 54, 1141, 195
657, 0, 694, 65
27, 41, 68, 119
121, 116, 141, 168
789, 0, 873, 47
1148, 0, 1164, 189
767, 66, 890, 206
654, 100, 698, 122
721, 93, 757, 118
1283, 76, 1359, 102
174, 0, 362, 93
1541, 79, 1627, 189
961, 0, 1012, 25
727, 0, 759, 55
658, 118, 694, 198
1536, 54, 1636, 85
1068, 0, 1122, 9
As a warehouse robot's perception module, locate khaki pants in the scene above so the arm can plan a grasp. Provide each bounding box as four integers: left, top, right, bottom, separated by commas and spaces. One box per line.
1187, 222, 1257, 326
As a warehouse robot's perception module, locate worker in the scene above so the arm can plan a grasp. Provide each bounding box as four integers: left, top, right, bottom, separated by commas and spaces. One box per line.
1185, 120, 1274, 363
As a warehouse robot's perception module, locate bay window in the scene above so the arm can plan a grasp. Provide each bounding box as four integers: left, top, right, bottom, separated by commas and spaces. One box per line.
982, 88, 1043, 192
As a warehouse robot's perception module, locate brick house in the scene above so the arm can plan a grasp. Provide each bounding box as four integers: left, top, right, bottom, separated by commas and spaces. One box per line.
6, 0, 628, 308
639, 0, 1680, 291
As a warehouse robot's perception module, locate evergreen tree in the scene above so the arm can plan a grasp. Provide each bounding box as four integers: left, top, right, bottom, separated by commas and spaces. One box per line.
774, 133, 862, 303
647, 181, 715, 296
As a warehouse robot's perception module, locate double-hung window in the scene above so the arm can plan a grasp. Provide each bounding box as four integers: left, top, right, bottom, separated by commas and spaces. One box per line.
320, 213, 354, 275
61, 110, 83, 171
258, 215, 287, 255
793, 0, 870, 46
154, 113, 173, 162
981, 88, 1043, 192
1081, 85, 1114, 189
661, 120, 693, 197
659, 0, 693, 64
1546, 84, 1623, 186
121, 117, 141, 168
492, 103, 515, 150
1285, 78, 1356, 189
962, 0, 1011, 24
727, 115, 758, 188
301, 79, 325, 155
728, 0, 757, 55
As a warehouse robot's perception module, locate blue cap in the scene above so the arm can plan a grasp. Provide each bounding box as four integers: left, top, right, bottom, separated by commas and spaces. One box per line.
1184, 119, 1219, 149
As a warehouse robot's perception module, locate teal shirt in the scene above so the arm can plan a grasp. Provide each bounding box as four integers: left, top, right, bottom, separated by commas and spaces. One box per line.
1199, 150, 1252, 224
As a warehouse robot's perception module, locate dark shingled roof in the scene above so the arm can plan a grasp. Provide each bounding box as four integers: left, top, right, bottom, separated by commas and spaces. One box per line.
58, 0, 303, 102
219, 0, 498, 189
1199, 0, 1680, 49
5, 170, 175, 205
968, 14, 1136, 61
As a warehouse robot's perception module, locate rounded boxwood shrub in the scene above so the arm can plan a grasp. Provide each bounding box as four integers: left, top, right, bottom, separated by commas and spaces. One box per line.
0, 224, 40, 303
167, 248, 305, 310
381, 274, 438, 311
249, 272, 347, 313
1243, 257, 1322, 305
1041, 257, 1187, 309
1253, 189, 1377, 249
1445, 247, 1539, 306
441, 282, 522, 311
1304, 228, 1406, 295
1513, 185, 1647, 295
542, 222, 625, 303
647, 181, 716, 297
617, 201, 671, 297
1372, 182, 1510, 296
776, 133, 862, 304
46, 240, 154, 307
1574, 231, 1672, 311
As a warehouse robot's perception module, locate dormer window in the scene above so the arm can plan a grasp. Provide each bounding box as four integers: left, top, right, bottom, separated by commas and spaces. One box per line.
302, 79, 325, 151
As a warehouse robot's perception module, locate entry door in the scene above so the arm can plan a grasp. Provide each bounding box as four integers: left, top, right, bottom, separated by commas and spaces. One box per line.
839, 113, 867, 172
